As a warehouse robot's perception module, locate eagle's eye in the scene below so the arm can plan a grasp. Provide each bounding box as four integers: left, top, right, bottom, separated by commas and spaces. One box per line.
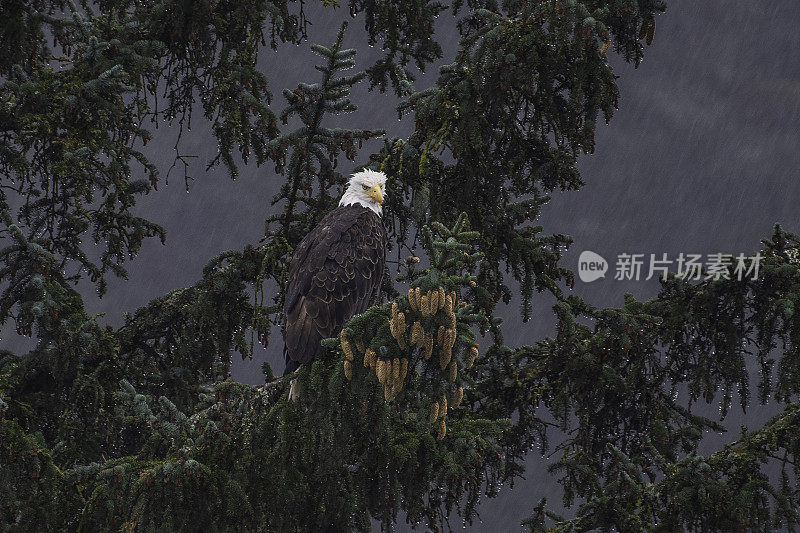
362, 184, 370, 191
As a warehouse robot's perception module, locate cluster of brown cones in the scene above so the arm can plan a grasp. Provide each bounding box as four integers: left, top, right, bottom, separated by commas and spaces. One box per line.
429, 385, 466, 440
406, 287, 457, 371
342, 329, 410, 401
340, 285, 480, 439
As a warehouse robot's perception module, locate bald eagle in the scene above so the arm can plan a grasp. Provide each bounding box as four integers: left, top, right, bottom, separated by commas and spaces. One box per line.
282, 170, 388, 388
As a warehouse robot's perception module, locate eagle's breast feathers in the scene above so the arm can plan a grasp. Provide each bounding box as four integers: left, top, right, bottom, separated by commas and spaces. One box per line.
283, 204, 386, 371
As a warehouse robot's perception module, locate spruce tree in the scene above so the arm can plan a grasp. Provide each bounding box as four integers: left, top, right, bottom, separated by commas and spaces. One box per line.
2, 1, 799, 532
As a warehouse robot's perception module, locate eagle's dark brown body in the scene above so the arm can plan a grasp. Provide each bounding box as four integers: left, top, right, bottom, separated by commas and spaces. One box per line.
283, 204, 386, 374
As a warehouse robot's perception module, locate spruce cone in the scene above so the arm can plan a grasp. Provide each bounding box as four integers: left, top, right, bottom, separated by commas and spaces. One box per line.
453, 386, 464, 407
466, 345, 478, 369
423, 332, 434, 359
420, 294, 429, 317
341, 331, 354, 361
441, 394, 448, 416
429, 290, 439, 313
437, 325, 446, 346
437, 419, 446, 440
364, 348, 377, 368
439, 345, 451, 370
344, 360, 353, 380
377, 358, 388, 384
410, 321, 423, 346
389, 310, 407, 349
408, 287, 419, 311
448, 360, 457, 382
392, 322, 406, 349
429, 401, 440, 423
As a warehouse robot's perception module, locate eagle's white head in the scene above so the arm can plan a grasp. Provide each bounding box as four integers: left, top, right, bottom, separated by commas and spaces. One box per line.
339, 169, 387, 216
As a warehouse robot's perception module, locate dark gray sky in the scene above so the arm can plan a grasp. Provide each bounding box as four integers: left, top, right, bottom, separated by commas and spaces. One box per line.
3, 2, 799, 530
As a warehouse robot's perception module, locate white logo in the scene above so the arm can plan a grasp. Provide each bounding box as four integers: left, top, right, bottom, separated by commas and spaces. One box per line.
578, 250, 608, 283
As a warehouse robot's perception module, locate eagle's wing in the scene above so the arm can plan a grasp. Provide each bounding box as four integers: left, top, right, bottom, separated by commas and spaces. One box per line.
283, 206, 386, 369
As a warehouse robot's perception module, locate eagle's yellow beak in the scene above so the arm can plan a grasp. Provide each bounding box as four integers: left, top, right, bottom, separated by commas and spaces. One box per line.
367, 184, 384, 205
